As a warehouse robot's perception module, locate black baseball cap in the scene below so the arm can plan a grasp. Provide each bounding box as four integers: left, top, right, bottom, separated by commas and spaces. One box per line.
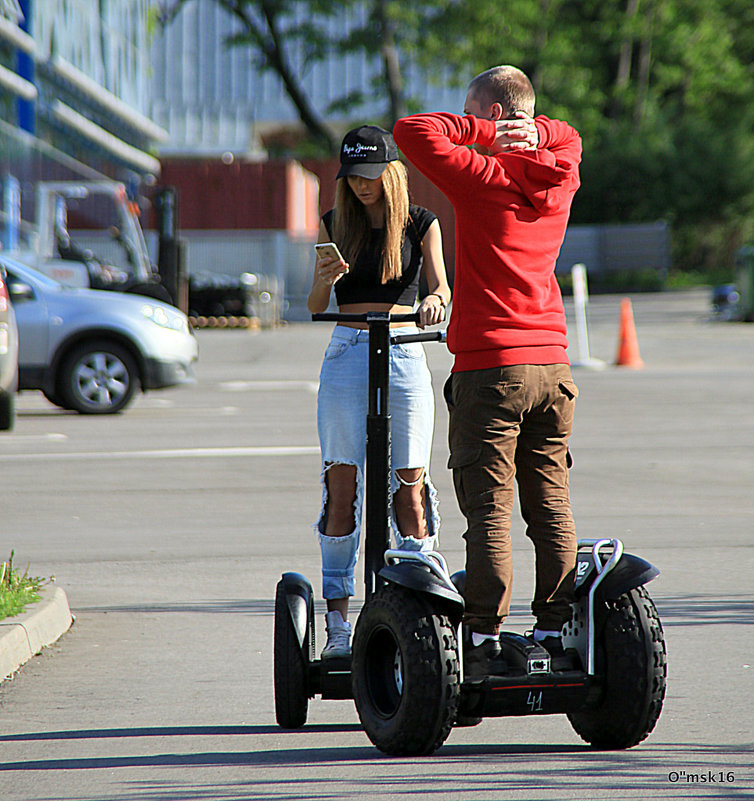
337, 125, 399, 180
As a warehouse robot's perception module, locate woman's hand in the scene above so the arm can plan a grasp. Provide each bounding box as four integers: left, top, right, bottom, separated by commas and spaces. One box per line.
417, 294, 446, 328
316, 253, 350, 286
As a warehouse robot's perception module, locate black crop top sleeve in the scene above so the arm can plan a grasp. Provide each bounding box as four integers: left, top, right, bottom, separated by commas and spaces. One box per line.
322, 205, 437, 307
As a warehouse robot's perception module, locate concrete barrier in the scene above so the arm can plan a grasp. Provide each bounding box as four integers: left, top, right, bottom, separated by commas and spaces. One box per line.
0, 584, 73, 680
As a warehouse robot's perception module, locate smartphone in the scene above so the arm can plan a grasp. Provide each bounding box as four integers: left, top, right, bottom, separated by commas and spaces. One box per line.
314, 242, 345, 263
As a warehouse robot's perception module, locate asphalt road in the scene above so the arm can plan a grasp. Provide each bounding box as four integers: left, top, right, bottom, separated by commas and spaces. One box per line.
0, 289, 752, 801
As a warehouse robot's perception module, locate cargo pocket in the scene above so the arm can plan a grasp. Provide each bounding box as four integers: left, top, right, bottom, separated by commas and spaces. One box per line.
447, 444, 481, 513
558, 379, 579, 400
447, 445, 481, 471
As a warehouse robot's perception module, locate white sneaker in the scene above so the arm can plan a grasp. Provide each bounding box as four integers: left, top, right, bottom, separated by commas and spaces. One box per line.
322, 610, 352, 658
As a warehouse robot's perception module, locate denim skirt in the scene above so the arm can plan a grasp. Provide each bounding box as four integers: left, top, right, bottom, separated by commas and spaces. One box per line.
315, 325, 440, 598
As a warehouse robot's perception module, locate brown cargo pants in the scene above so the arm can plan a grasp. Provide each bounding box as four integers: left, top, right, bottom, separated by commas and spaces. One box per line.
445, 364, 579, 634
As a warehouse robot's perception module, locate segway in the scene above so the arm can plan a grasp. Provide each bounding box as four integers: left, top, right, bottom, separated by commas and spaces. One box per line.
273, 310, 452, 731
274, 312, 667, 757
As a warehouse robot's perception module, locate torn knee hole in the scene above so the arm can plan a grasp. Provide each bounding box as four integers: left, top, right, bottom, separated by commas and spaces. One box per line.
321, 461, 360, 537
395, 468, 425, 488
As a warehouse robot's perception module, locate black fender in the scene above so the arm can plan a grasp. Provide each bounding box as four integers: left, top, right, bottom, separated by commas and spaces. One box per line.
278, 572, 314, 651
576, 553, 660, 601
450, 569, 466, 596
378, 562, 465, 617
452, 555, 659, 606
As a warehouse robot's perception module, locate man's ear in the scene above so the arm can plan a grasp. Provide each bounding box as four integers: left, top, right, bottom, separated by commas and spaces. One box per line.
489, 102, 505, 121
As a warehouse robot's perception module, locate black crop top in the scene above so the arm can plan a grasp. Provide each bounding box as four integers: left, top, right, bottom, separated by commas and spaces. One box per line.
322, 204, 437, 306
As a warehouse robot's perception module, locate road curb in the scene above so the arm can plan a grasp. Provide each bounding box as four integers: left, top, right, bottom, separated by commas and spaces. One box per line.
0, 584, 73, 681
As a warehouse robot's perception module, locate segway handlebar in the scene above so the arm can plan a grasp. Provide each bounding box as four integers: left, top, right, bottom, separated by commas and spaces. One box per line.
311, 312, 446, 344
312, 311, 420, 324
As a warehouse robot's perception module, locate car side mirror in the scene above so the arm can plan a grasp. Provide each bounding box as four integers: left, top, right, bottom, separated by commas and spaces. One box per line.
8, 280, 35, 303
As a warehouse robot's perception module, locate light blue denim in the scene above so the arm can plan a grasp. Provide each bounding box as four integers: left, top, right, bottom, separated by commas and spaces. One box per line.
316, 325, 441, 599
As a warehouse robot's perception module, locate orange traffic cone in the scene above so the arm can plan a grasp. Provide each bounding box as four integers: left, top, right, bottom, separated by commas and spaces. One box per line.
615, 298, 644, 368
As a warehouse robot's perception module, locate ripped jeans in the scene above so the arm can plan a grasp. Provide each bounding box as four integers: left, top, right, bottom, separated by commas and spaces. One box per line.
316, 325, 440, 600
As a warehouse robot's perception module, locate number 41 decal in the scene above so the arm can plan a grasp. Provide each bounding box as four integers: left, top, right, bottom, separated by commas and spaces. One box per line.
527, 691, 543, 712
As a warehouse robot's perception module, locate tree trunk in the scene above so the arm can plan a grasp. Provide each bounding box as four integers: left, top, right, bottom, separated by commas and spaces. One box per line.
224, 0, 338, 152
610, 0, 639, 120
633, 1, 656, 130
375, 0, 407, 125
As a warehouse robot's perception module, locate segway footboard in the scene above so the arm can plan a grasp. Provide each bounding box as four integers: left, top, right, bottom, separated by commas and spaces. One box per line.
458, 632, 598, 720
460, 675, 597, 719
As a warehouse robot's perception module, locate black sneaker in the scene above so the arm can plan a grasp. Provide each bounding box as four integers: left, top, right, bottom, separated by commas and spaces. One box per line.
535, 635, 578, 671
465, 638, 507, 681
536, 635, 566, 658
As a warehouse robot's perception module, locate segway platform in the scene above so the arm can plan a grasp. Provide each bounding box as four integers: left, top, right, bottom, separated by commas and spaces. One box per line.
458, 632, 596, 719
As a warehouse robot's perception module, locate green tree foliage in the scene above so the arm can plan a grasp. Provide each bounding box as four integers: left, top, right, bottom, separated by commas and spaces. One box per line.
157, 0, 432, 149
158, 0, 346, 151
158, 0, 754, 271
416, 0, 754, 272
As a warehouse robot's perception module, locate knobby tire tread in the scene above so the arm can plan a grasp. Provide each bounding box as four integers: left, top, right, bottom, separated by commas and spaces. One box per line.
352, 584, 459, 756
568, 585, 666, 748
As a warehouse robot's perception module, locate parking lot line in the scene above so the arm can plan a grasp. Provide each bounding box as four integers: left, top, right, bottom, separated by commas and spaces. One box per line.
0, 444, 320, 461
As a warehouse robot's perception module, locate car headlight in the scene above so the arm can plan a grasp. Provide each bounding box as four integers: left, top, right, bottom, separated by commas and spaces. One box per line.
141, 304, 188, 333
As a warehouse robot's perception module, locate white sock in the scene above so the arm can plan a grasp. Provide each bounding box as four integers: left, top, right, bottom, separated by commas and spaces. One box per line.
533, 628, 561, 642
471, 632, 499, 647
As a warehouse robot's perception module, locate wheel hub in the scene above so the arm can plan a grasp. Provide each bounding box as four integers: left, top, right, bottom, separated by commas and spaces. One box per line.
76, 353, 128, 407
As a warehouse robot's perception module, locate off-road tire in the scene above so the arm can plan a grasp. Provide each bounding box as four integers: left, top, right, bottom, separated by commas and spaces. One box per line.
273, 580, 310, 729
568, 585, 666, 748
454, 713, 483, 727
352, 584, 460, 756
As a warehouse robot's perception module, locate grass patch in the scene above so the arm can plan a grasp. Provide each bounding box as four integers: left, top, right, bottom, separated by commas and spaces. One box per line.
0, 551, 50, 621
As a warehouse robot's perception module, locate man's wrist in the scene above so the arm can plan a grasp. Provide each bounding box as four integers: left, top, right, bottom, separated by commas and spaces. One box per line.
475, 116, 498, 149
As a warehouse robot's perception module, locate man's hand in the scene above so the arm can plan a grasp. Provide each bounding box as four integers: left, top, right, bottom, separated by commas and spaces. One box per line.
491, 112, 539, 153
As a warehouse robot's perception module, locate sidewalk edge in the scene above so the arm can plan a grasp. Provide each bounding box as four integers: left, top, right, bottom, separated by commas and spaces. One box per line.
0, 584, 73, 681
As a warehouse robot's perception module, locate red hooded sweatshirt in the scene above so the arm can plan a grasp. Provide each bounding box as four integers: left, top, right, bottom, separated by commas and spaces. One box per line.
393, 113, 582, 371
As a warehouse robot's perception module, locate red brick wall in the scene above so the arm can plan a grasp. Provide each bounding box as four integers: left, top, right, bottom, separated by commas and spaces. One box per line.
156, 158, 319, 235
155, 155, 456, 279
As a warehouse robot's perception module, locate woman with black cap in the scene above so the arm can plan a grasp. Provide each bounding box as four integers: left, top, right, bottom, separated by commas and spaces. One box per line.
307, 125, 451, 659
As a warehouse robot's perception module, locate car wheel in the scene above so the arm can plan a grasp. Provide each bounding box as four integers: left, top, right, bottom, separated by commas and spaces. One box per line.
59, 340, 140, 414
0, 390, 15, 430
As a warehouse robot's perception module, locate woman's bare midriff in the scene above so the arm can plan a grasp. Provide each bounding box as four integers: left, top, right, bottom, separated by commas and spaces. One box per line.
337, 302, 416, 328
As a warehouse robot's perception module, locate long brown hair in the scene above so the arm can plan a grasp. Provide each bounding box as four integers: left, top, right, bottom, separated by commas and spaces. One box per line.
333, 160, 409, 283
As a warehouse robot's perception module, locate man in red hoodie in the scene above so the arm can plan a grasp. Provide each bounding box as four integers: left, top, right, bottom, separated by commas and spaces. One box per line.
393, 65, 582, 679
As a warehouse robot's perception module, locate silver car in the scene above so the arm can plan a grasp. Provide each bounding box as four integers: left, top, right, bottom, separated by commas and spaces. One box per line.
0, 263, 19, 430
2, 256, 197, 414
